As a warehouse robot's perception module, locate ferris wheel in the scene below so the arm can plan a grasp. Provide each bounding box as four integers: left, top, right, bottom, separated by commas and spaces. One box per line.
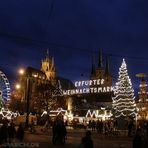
0, 70, 11, 106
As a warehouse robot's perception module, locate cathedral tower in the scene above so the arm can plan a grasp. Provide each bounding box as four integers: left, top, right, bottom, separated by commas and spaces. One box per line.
90, 49, 112, 87
41, 49, 56, 85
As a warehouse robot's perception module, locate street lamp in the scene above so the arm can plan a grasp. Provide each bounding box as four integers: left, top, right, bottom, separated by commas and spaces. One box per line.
15, 84, 21, 90
19, 69, 25, 75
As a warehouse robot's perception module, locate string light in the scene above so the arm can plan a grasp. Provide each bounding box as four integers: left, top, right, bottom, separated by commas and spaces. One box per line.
112, 59, 137, 118
0, 108, 20, 120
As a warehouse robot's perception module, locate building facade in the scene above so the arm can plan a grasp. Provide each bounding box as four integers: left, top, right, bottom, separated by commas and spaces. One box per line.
136, 74, 148, 121
65, 49, 114, 120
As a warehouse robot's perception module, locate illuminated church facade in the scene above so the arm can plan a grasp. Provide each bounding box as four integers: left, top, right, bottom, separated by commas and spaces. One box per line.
62, 49, 113, 119
90, 50, 112, 91
87, 49, 113, 107
13, 49, 113, 120
41, 50, 57, 86
90, 49, 112, 94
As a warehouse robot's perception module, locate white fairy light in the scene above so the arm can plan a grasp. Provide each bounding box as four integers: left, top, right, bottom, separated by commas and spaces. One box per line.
112, 59, 137, 118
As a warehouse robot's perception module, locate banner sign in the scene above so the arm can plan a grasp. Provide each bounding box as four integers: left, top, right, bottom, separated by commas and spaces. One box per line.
63, 79, 113, 96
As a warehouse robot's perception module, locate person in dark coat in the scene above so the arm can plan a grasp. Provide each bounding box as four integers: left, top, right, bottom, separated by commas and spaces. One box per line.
8, 122, 16, 142
79, 130, 94, 148
52, 119, 67, 145
133, 128, 142, 148
128, 120, 134, 137
0, 122, 8, 144
52, 120, 57, 144
16, 124, 24, 142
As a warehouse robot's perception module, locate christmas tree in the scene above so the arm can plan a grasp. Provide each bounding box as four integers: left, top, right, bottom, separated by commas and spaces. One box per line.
112, 59, 136, 119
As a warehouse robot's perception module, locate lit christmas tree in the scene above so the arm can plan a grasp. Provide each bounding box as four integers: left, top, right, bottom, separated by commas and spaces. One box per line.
112, 59, 136, 119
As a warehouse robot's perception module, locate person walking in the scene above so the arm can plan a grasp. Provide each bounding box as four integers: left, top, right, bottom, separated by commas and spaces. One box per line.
16, 124, 25, 142
79, 130, 94, 148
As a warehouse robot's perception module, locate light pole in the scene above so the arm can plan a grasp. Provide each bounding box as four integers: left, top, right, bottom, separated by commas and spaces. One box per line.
18, 68, 32, 128
25, 76, 31, 128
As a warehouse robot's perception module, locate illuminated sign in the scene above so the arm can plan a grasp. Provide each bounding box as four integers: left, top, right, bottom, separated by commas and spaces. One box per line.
86, 109, 113, 120
63, 79, 113, 96
75, 79, 104, 87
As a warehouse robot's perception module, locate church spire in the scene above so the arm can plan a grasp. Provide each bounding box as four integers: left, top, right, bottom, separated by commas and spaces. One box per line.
105, 54, 110, 74
98, 49, 103, 69
46, 49, 49, 59
91, 54, 96, 76
51, 57, 56, 71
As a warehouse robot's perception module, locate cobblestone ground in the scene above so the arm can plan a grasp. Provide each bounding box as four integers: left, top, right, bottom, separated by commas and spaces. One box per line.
23, 126, 133, 148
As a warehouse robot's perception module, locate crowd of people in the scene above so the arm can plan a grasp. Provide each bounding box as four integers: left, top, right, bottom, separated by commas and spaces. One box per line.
86, 119, 118, 136
1, 116, 148, 148
0, 119, 24, 145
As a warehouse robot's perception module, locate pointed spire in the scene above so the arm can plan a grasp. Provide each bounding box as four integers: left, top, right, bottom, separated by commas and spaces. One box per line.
51, 57, 56, 71
105, 54, 110, 74
46, 49, 49, 59
91, 54, 96, 75
52, 57, 54, 66
98, 49, 103, 69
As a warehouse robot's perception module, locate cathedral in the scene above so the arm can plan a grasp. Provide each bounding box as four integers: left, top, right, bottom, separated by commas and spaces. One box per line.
89, 49, 113, 103
64, 49, 114, 118
13, 49, 113, 119
90, 49, 112, 90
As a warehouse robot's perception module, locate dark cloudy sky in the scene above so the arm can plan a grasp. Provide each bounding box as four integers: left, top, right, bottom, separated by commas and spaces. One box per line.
0, 0, 148, 94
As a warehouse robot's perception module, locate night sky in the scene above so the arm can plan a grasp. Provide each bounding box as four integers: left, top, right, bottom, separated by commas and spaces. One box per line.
0, 0, 148, 95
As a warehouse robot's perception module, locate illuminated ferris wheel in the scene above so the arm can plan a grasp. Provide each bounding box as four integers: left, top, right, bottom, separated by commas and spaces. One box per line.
0, 70, 11, 106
